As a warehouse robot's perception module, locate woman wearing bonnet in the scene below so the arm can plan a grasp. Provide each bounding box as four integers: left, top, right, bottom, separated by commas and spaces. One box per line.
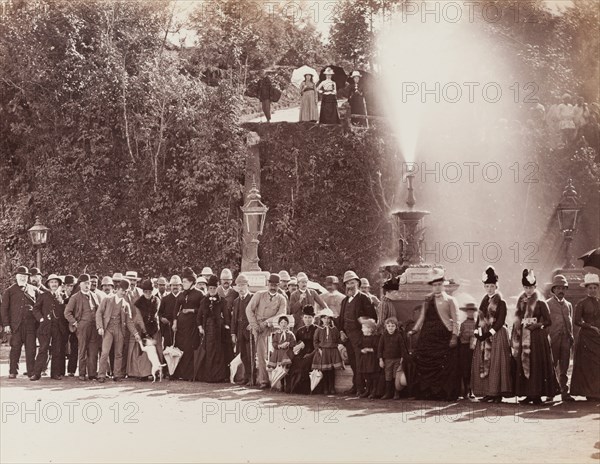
471, 266, 513, 403
511, 269, 559, 405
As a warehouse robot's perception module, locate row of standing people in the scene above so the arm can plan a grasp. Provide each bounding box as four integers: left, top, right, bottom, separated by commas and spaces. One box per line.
2, 265, 599, 404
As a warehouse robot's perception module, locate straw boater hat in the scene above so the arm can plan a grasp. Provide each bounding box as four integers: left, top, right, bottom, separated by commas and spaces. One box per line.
459, 302, 478, 312
324, 67, 334, 75
580, 273, 600, 287
124, 271, 141, 281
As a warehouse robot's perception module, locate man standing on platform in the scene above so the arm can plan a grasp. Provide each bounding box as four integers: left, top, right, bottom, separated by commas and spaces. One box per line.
1, 266, 41, 378
231, 274, 254, 385
338, 270, 377, 395
246, 273, 287, 389
546, 274, 575, 402
65, 274, 102, 380
96, 280, 130, 383
158, 275, 182, 348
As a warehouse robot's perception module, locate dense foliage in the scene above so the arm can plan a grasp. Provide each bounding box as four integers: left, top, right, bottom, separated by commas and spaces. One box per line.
0, 0, 247, 285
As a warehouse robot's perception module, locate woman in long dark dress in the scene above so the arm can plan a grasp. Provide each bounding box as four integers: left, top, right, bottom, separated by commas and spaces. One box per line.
172, 268, 203, 381
126, 280, 164, 380
408, 269, 460, 401
287, 305, 317, 394
570, 274, 600, 400
511, 269, 560, 405
317, 68, 339, 124
197, 275, 233, 383
348, 71, 367, 126
471, 266, 514, 403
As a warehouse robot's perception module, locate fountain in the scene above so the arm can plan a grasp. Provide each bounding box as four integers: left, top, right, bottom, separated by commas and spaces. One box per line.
379, 170, 459, 322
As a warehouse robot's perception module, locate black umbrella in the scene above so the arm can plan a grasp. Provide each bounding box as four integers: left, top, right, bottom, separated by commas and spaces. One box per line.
579, 247, 600, 270
318, 65, 347, 91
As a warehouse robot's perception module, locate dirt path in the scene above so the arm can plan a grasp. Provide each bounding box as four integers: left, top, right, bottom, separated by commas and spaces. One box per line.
1, 353, 598, 463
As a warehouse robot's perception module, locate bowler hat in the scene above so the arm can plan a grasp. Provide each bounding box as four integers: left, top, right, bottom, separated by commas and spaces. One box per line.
302, 305, 315, 316
140, 279, 153, 291
63, 275, 76, 285
90, 275, 99, 281
30, 267, 43, 277
268, 273, 280, 284
78, 274, 91, 283
14, 266, 30, 276
207, 275, 219, 287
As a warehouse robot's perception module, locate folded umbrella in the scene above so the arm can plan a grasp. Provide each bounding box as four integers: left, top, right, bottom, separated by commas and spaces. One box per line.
230, 353, 243, 383
579, 247, 600, 270
291, 65, 319, 88
162, 345, 183, 376
310, 369, 323, 391
269, 364, 288, 388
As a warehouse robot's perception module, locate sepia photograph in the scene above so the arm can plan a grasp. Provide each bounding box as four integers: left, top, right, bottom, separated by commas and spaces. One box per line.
0, 0, 599, 463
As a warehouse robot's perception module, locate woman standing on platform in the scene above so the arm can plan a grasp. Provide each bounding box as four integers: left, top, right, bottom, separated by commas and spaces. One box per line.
471, 267, 513, 403
197, 275, 233, 383
299, 74, 318, 122
317, 68, 339, 124
172, 268, 203, 380
511, 269, 559, 405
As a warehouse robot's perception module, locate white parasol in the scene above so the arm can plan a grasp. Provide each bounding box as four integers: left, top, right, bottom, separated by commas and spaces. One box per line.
162, 332, 183, 376
269, 364, 288, 387
310, 369, 323, 391
291, 65, 319, 88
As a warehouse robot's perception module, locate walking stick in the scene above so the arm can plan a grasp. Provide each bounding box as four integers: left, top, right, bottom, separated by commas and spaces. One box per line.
248, 328, 256, 387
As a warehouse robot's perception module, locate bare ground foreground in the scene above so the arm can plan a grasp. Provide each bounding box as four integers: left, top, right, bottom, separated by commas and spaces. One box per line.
0, 345, 598, 464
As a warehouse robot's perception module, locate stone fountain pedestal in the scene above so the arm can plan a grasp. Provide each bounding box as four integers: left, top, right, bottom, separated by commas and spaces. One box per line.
379, 172, 459, 323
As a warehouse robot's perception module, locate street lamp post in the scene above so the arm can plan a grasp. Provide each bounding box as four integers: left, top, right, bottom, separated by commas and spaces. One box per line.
556, 179, 582, 269
28, 217, 49, 271
240, 182, 268, 272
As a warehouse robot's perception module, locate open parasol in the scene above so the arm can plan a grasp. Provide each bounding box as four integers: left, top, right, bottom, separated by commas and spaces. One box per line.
291, 65, 319, 88
579, 247, 600, 270
318, 65, 347, 91
310, 369, 323, 392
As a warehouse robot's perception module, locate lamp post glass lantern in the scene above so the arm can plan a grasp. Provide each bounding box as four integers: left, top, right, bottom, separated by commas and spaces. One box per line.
28, 217, 49, 271
240, 183, 268, 272
557, 179, 581, 269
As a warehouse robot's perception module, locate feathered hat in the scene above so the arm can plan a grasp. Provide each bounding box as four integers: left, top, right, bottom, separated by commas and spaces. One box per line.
481, 266, 499, 285
521, 269, 536, 287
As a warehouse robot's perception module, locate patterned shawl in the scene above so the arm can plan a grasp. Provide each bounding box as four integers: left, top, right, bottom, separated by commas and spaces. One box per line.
478, 293, 499, 378
512, 291, 539, 379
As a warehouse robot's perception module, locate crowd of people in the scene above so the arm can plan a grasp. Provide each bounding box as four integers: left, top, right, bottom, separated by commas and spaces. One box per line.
1, 264, 598, 404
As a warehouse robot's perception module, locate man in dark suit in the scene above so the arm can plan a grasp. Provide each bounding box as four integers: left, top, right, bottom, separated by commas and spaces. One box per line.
158, 275, 182, 348
31, 274, 66, 380
65, 274, 102, 380
231, 274, 254, 385
338, 270, 377, 395
1, 266, 41, 378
